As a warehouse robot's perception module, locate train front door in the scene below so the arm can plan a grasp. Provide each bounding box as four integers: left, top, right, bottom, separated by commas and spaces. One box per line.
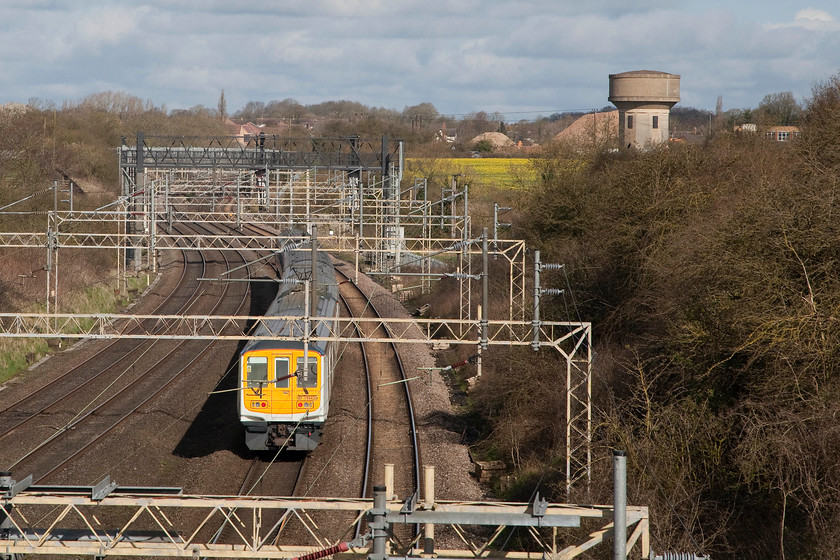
273, 356, 294, 414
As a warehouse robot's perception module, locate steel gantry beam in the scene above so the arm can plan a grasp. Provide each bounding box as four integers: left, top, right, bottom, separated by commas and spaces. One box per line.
0, 231, 519, 255
119, 135, 400, 173
0, 230, 527, 322
0, 312, 589, 348
0, 474, 648, 560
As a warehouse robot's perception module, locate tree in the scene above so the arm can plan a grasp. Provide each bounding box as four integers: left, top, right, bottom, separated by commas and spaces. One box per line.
799, 73, 840, 171
234, 101, 266, 121
217, 90, 227, 121
755, 91, 801, 126
507, 133, 840, 556
265, 98, 306, 119
402, 102, 439, 124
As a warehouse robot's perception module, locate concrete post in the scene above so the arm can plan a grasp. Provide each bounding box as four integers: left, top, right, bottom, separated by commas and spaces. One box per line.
614, 450, 627, 560
384, 463, 395, 500
423, 466, 436, 556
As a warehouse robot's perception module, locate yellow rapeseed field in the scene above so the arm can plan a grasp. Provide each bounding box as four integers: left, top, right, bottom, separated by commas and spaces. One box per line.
405, 158, 536, 190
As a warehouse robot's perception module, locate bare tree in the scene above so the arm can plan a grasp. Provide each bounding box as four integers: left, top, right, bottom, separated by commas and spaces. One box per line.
217, 89, 227, 121
755, 91, 801, 126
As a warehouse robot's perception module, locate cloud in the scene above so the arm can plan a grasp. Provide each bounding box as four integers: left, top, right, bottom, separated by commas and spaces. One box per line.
74, 6, 148, 47
792, 8, 839, 28
767, 7, 840, 31
2, 1, 840, 115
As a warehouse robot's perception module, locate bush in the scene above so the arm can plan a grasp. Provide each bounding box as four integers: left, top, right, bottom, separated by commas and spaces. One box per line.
474, 89, 840, 555
473, 139, 494, 154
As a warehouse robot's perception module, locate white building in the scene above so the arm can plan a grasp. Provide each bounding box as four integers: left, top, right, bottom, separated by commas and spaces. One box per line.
608, 70, 680, 149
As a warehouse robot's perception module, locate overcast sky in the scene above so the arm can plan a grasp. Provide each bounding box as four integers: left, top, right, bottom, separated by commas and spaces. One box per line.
2, 1, 839, 119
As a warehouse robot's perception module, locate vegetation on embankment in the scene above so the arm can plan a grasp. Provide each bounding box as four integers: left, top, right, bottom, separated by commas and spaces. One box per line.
0, 275, 148, 383
0, 94, 225, 378
459, 74, 840, 559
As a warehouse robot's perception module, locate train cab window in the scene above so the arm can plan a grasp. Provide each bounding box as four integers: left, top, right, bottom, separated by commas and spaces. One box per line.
274, 357, 290, 388
246, 356, 268, 388
296, 356, 318, 388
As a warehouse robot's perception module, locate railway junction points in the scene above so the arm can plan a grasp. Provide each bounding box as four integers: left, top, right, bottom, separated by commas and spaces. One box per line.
0, 134, 650, 559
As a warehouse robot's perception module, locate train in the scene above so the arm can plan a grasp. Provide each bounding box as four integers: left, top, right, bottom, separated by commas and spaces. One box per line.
239, 240, 340, 452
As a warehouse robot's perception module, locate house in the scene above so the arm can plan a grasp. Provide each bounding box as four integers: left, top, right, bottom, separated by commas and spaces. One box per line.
224, 118, 264, 146
733, 123, 800, 142
435, 129, 457, 143
765, 125, 800, 142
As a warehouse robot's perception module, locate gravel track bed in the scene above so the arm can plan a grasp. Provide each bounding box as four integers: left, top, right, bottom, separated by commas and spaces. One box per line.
336, 262, 482, 504
341, 277, 416, 500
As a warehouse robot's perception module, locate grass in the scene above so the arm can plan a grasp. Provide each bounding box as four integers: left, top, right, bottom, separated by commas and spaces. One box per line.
0, 275, 148, 383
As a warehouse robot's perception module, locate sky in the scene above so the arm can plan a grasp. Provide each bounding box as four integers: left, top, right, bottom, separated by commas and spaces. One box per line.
2, 1, 840, 120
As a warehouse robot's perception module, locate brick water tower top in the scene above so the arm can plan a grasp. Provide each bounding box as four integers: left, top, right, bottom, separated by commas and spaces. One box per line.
609, 70, 680, 149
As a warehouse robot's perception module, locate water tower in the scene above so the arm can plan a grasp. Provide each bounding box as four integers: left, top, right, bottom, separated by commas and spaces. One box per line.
609, 70, 680, 149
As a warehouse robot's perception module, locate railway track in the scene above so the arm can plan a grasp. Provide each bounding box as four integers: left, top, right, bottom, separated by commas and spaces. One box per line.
194, 221, 313, 547
333, 265, 421, 549
208, 453, 306, 547
0, 221, 262, 488
0, 241, 204, 431
336, 266, 420, 500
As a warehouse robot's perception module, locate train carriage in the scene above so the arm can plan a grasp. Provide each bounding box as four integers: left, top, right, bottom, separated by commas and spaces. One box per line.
239, 246, 339, 451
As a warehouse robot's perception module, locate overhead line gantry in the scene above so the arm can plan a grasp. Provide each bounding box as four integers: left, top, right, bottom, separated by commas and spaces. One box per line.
0, 133, 591, 495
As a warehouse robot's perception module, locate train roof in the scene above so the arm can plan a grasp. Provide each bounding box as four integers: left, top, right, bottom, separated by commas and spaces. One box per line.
241, 245, 339, 354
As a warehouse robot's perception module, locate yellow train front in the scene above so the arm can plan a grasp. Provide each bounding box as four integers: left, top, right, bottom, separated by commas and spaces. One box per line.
239, 248, 339, 452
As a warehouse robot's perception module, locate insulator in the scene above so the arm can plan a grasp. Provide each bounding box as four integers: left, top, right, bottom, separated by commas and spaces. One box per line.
278, 241, 306, 253
445, 272, 480, 280
449, 237, 481, 252
654, 552, 710, 560
540, 263, 565, 270
292, 542, 350, 560
541, 288, 565, 296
